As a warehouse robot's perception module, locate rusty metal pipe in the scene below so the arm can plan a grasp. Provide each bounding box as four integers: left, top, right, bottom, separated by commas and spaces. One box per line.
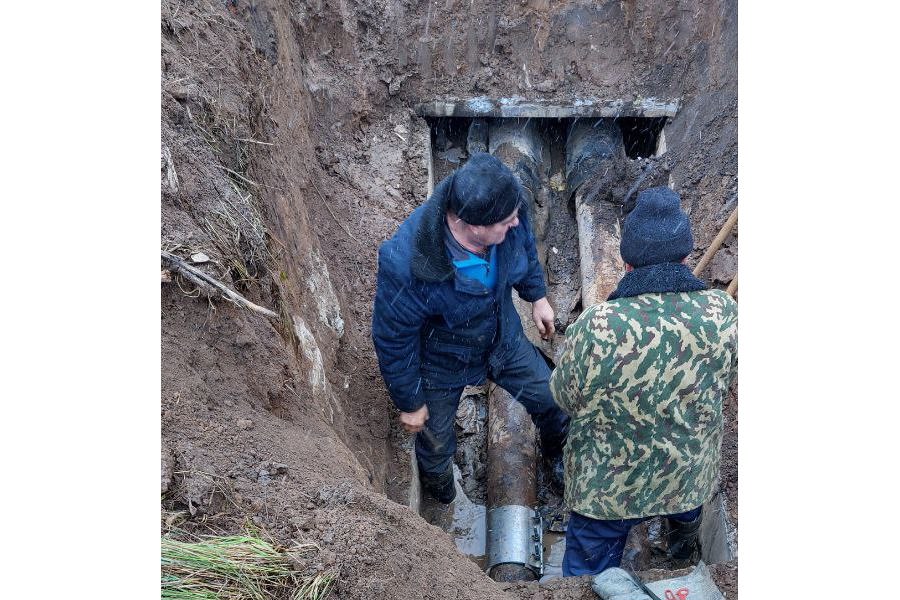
486, 385, 542, 581
483, 125, 549, 582
566, 119, 628, 306
489, 119, 550, 245
576, 197, 625, 306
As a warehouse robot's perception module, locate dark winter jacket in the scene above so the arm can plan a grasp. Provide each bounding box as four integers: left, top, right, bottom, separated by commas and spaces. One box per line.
371, 176, 547, 412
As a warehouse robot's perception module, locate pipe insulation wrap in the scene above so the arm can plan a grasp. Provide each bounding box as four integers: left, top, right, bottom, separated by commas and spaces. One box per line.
565, 119, 625, 201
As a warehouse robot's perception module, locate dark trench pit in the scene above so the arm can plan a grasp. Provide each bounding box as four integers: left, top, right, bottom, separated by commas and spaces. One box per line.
406, 110, 733, 581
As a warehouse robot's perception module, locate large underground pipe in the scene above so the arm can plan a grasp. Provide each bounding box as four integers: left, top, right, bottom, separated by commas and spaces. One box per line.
488, 118, 553, 351
565, 119, 628, 307
483, 123, 547, 582
486, 385, 542, 581
488, 118, 550, 246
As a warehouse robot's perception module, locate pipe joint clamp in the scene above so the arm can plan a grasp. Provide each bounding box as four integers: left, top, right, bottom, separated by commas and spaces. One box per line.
486, 505, 543, 576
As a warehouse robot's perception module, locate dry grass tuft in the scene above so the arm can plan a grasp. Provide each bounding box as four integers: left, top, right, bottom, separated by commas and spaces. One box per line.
162, 530, 334, 600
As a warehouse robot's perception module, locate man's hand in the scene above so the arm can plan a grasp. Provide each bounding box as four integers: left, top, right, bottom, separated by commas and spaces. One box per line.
532, 297, 555, 341
399, 404, 429, 433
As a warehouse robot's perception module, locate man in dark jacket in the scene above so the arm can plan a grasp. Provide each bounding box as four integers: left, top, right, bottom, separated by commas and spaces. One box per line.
372, 153, 570, 503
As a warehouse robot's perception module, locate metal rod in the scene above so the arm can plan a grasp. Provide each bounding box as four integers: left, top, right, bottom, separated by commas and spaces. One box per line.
486, 384, 540, 581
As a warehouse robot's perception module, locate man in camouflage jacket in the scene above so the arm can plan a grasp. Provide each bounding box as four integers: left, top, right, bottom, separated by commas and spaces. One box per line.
550, 187, 738, 576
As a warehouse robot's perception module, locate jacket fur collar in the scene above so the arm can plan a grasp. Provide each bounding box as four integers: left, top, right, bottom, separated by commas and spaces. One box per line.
411, 175, 457, 283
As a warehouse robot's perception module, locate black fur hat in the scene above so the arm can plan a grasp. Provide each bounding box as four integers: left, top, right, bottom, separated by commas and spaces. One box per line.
448, 152, 523, 225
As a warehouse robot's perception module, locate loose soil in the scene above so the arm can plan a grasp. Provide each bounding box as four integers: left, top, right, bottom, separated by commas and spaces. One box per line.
161, 1, 738, 598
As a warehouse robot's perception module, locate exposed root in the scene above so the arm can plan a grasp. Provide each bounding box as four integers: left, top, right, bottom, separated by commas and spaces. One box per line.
162, 250, 278, 320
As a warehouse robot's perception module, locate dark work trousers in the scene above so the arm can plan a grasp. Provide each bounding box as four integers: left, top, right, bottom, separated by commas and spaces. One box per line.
562, 506, 703, 577
415, 336, 569, 477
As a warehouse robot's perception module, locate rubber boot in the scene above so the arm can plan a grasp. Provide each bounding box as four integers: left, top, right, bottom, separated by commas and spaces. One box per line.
667, 514, 702, 568
420, 466, 456, 504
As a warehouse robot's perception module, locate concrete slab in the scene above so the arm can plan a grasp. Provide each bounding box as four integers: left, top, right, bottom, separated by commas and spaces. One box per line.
416, 97, 680, 119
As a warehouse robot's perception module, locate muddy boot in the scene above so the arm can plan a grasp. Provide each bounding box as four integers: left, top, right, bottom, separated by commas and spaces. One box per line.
420, 466, 456, 504
667, 514, 702, 568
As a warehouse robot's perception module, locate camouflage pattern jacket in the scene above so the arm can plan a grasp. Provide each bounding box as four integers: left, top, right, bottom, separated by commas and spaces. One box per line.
550, 289, 737, 520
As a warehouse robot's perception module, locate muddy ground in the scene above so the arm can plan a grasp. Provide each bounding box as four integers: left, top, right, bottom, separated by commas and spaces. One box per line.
161, 1, 737, 598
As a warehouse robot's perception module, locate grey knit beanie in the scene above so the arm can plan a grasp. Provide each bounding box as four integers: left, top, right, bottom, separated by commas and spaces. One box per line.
448, 152, 523, 225
620, 187, 694, 267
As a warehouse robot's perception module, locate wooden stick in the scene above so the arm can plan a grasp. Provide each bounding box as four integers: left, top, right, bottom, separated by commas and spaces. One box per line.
726, 272, 738, 298
161, 251, 279, 319
693, 207, 737, 276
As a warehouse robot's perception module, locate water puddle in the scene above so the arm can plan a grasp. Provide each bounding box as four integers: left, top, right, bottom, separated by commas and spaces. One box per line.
449, 466, 487, 566
420, 465, 488, 569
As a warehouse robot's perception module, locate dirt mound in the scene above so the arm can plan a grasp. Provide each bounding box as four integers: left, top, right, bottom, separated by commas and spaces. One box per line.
161, 0, 738, 598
